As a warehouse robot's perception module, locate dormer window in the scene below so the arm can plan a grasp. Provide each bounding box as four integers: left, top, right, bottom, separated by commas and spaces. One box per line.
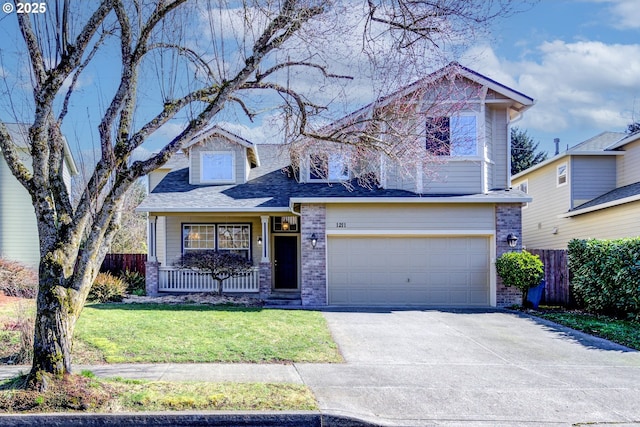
309, 153, 349, 181
426, 114, 477, 156
201, 151, 235, 183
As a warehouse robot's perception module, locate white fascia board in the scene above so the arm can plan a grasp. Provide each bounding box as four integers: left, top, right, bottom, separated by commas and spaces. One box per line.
326, 229, 495, 236
136, 206, 291, 213
559, 194, 640, 218
290, 195, 531, 204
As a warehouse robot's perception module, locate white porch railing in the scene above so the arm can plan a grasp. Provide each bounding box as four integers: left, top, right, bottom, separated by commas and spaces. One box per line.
159, 266, 260, 293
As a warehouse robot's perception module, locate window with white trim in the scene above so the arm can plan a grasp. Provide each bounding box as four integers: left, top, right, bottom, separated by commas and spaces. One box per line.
557, 163, 567, 187
309, 153, 349, 181
426, 114, 478, 156
201, 151, 235, 183
182, 223, 251, 259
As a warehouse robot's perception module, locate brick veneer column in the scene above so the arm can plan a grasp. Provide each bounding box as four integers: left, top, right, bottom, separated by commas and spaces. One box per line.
259, 261, 272, 299
495, 203, 524, 306
300, 204, 327, 306
145, 261, 160, 296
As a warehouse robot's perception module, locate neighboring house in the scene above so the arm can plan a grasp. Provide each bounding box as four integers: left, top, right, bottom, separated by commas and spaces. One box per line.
138, 63, 534, 307
0, 123, 79, 267
512, 131, 640, 250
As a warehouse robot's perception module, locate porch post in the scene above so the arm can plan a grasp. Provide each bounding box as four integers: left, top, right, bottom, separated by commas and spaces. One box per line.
259, 216, 272, 299
260, 215, 270, 262
148, 215, 157, 262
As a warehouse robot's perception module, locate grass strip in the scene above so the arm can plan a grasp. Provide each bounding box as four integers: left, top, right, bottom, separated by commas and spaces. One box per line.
0, 372, 317, 413
537, 311, 640, 350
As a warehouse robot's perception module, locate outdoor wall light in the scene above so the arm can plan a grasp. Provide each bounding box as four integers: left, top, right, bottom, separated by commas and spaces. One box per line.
282, 220, 290, 231
257, 237, 262, 246
310, 233, 318, 248
506, 233, 519, 248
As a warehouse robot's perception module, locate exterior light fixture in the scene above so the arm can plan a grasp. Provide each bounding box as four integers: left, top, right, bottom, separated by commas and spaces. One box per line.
310, 233, 318, 248
257, 237, 262, 246
282, 220, 290, 231
506, 233, 518, 248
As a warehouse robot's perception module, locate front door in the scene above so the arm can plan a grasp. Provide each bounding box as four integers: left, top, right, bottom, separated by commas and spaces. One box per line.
273, 235, 298, 289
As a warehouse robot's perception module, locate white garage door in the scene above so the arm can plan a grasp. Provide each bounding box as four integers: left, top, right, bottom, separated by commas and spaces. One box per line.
328, 236, 490, 306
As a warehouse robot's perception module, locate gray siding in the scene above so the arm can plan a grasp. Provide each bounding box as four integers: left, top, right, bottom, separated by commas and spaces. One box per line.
571, 156, 616, 208
423, 161, 483, 194
189, 136, 246, 185
0, 154, 40, 267
490, 107, 509, 190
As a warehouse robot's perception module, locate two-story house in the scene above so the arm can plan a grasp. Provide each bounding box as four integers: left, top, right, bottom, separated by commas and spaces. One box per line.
137, 63, 534, 307
0, 123, 78, 268
512, 131, 640, 250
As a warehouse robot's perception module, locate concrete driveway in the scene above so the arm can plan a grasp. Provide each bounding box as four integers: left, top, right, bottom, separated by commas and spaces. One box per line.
296, 309, 640, 426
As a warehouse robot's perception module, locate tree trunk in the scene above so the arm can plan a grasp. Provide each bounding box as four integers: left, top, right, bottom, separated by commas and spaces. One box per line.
26, 260, 87, 390
217, 279, 224, 297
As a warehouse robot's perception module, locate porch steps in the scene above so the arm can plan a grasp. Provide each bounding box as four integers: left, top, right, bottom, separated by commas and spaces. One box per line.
265, 292, 302, 307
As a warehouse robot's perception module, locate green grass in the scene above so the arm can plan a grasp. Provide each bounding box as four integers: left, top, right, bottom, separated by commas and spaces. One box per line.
0, 374, 317, 413
536, 310, 640, 350
74, 304, 342, 364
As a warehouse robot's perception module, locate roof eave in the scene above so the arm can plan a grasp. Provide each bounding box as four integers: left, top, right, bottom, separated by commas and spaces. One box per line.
559, 194, 640, 218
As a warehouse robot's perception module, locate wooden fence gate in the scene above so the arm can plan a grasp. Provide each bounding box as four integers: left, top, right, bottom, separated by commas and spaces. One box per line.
528, 249, 570, 306
101, 253, 147, 276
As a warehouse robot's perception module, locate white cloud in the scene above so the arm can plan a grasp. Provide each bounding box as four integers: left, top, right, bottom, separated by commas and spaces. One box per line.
466, 40, 640, 141
593, 0, 640, 30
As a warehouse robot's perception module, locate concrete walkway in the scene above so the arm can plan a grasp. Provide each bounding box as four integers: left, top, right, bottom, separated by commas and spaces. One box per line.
2, 309, 640, 426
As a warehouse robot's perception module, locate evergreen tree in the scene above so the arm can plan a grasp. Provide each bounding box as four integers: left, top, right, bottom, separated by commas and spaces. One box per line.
511, 127, 548, 175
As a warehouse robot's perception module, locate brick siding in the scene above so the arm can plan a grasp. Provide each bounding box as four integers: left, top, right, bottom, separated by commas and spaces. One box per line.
495, 204, 524, 306
300, 204, 327, 306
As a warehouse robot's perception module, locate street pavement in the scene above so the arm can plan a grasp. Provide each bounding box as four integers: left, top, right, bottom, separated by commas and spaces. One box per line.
1, 309, 640, 426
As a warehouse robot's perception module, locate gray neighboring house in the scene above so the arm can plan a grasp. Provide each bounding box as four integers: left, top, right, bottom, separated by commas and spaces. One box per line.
512, 131, 640, 250
138, 63, 534, 307
0, 123, 79, 268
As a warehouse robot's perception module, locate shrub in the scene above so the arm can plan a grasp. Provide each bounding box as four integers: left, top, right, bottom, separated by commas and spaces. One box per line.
119, 269, 146, 296
495, 250, 544, 304
89, 272, 127, 303
0, 258, 38, 298
568, 238, 640, 320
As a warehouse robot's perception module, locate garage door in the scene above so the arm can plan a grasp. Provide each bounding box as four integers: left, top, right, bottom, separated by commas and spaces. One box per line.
328, 236, 489, 306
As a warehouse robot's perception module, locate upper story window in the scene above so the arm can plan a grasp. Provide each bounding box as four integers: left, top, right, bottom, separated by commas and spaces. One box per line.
426, 114, 478, 156
557, 163, 567, 187
309, 153, 349, 181
201, 151, 235, 183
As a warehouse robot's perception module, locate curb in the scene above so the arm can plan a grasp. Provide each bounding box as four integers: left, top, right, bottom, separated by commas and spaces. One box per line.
0, 412, 383, 427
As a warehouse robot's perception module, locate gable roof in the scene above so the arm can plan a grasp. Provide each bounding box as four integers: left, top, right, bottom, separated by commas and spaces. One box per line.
512, 131, 626, 180
2, 122, 79, 176
318, 62, 534, 137
185, 125, 260, 167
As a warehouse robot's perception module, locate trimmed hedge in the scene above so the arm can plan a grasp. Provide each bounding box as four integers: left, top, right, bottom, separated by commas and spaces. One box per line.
568, 238, 640, 320
495, 250, 544, 304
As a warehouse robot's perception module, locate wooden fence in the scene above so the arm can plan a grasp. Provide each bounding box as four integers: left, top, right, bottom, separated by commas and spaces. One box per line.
101, 253, 147, 276
528, 249, 570, 306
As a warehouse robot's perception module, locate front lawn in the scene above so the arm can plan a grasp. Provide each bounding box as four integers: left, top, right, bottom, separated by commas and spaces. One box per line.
74, 303, 343, 364
1, 300, 342, 364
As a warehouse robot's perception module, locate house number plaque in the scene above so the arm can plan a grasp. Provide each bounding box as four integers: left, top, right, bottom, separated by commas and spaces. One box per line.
336, 222, 347, 228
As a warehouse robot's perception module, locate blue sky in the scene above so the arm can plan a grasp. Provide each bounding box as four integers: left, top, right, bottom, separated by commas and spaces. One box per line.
471, 0, 640, 155
1, 0, 639, 160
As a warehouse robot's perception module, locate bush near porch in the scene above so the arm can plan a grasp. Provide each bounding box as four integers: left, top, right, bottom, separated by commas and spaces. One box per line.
568, 238, 640, 321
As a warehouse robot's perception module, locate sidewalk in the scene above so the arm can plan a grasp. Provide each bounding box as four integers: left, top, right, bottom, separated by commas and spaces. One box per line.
0, 362, 303, 384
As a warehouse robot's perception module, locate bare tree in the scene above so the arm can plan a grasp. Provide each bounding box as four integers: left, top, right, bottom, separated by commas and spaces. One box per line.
0, 0, 529, 389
